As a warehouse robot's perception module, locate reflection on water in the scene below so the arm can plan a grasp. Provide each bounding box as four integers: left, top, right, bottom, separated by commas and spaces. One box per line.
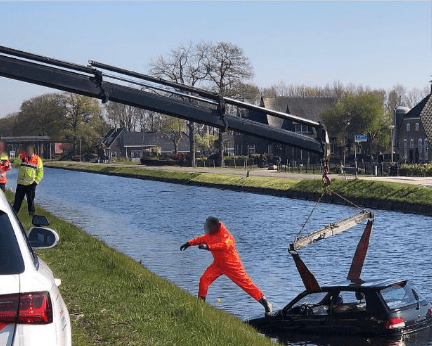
8, 168, 432, 346
279, 327, 432, 345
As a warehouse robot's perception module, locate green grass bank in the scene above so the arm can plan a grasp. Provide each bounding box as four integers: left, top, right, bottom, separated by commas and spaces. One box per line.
45, 161, 432, 216
7, 191, 277, 346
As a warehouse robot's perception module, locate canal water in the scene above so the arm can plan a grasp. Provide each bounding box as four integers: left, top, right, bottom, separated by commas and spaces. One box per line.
7, 168, 432, 345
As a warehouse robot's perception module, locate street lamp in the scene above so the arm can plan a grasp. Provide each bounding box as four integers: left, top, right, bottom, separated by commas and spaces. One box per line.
389, 124, 395, 163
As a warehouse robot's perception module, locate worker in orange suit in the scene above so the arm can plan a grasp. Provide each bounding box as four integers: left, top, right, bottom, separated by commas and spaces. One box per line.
0, 141, 11, 192
180, 216, 273, 314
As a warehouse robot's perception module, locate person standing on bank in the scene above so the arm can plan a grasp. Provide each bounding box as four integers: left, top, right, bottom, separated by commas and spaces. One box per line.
0, 141, 11, 192
180, 216, 273, 314
13, 143, 43, 215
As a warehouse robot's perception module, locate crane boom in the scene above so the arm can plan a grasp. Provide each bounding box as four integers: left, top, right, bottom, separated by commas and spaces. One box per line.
0, 46, 330, 157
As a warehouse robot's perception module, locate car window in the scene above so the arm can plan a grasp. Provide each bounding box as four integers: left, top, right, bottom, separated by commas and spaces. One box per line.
333, 290, 367, 313
292, 292, 329, 308
0, 211, 25, 274
381, 283, 416, 310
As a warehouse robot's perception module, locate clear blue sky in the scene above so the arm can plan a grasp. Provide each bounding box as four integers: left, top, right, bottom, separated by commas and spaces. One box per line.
0, 1, 431, 118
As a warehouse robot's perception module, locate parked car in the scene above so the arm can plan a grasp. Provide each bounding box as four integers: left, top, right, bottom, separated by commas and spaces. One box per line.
248, 279, 432, 338
0, 192, 71, 345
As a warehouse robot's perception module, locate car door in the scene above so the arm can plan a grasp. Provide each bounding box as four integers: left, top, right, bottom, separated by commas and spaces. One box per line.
328, 290, 371, 335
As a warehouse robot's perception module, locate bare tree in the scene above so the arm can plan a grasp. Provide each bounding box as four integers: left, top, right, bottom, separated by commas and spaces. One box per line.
149, 42, 211, 166
105, 102, 138, 132
203, 42, 254, 98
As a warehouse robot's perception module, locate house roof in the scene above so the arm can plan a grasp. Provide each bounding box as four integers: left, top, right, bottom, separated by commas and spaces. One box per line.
244, 97, 336, 130
263, 97, 337, 123
102, 128, 125, 148
406, 94, 431, 119
420, 94, 432, 142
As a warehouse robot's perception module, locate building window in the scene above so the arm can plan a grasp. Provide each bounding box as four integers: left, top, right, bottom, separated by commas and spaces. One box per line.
415, 123, 420, 131
404, 139, 408, 159
268, 144, 272, 155
248, 144, 255, 155
425, 139, 429, 161
406, 123, 410, 132
410, 139, 414, 149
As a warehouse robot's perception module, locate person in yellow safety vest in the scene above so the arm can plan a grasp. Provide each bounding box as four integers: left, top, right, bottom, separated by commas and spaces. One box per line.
12, 142, 44, 215
0, 141, 11, 192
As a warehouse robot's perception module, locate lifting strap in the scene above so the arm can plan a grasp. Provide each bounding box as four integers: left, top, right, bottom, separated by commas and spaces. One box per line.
347, 219, 374, 282
289, 250, 321, 292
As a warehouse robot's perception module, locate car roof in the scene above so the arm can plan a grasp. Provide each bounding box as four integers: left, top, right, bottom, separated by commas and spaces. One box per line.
320, 278, 409, 290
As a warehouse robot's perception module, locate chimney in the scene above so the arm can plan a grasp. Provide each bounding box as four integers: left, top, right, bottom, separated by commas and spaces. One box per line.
430, 77, 432, 94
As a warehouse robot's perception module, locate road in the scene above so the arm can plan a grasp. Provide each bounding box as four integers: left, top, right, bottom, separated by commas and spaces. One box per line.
68, 162, 432, 188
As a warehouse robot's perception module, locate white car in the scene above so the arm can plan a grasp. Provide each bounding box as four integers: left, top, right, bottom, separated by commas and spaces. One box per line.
0, 191, 71, 345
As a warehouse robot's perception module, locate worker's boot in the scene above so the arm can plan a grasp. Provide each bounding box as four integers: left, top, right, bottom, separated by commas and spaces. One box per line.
198, 296, 206, 302
259, 296, 273, 315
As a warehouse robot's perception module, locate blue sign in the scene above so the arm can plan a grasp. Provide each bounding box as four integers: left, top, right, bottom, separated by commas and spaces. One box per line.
355, 134, 368, 143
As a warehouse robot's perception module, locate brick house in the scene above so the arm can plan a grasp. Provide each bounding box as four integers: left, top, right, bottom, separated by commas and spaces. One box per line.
394, 90, 432, 163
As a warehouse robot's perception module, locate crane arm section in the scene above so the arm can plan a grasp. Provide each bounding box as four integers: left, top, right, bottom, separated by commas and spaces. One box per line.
0, 46, 329, 156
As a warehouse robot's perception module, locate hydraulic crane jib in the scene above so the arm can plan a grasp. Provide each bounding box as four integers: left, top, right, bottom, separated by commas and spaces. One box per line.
0, 45, 330, 157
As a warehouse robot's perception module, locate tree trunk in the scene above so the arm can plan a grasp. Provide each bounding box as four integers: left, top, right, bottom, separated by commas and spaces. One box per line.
174, 141, 178, 154
188, 121, 196, 167
217, 130, 224, 167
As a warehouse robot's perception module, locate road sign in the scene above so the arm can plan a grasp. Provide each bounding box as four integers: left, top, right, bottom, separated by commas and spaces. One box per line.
355, 134, 368, 143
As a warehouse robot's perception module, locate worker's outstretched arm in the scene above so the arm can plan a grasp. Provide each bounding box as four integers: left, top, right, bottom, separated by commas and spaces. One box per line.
180, 234, 209, 251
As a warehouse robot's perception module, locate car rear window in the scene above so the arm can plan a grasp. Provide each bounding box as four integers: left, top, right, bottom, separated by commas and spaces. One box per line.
0, 211, 24, 274
380, 282, 416, 310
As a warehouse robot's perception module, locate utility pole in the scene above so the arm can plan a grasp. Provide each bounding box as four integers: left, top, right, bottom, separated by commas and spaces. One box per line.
390, 124, 395, 163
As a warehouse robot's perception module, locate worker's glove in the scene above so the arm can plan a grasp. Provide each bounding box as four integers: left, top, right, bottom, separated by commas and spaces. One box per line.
31, 182, 37, 187
180, 242, 190, 251
198, 244, 209, 251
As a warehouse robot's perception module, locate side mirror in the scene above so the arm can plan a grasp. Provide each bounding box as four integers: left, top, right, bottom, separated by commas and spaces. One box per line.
27, 227, 59, 249
32, 215, 50, 227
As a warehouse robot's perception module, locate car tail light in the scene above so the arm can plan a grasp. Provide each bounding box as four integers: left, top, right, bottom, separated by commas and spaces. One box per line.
0, 292, 53, 325
384, 317, 405, 329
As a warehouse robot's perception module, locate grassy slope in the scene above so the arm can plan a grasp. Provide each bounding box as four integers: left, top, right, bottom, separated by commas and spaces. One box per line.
46, 161, 432, 207
7, 191, 276, 346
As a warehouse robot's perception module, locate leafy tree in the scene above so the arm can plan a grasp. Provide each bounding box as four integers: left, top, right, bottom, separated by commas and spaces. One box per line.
322, 92, 390, 154
161, 116, 187, 154
61, 93, 104, 157
195, 133, 217, 155
15, 93, 65, 138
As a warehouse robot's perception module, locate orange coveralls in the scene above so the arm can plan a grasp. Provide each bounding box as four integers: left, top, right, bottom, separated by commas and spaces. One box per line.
188, 222, 264, 301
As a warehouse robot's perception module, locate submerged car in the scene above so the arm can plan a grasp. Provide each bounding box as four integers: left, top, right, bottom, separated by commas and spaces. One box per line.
248, 279, 432, 337
0, 191, 71, 346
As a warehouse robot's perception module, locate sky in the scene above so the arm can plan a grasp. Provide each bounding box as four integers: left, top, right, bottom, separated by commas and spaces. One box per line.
0, 1, 431, 118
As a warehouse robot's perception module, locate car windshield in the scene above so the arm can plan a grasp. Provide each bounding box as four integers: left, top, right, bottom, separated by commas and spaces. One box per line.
0, 211, 25, 274
380, 282, 417, 310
